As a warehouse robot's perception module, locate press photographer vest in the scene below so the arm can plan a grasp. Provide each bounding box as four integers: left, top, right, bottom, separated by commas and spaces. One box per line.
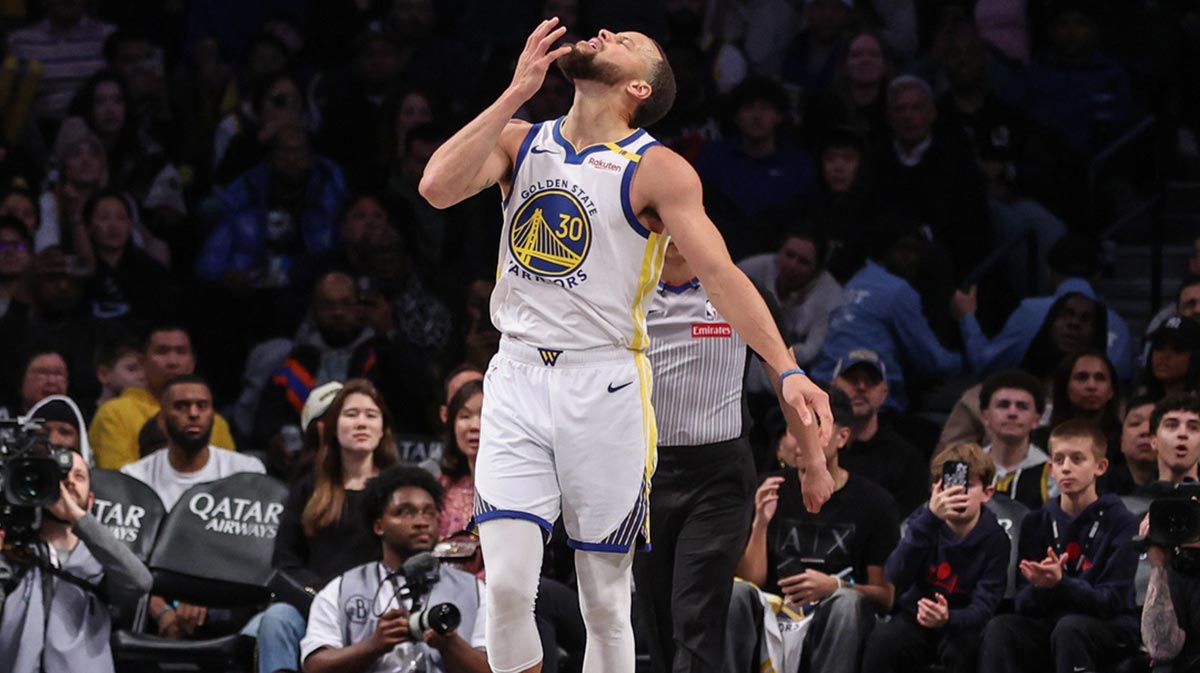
335, 561, 481, 672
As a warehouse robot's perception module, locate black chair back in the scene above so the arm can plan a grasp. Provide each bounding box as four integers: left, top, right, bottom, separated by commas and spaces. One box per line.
89, 469, 167, 562
146, 472, 287, 607
985, 494, 1031, 599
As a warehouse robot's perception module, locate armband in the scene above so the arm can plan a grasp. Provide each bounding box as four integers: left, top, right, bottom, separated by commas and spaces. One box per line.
780, 368, 806, 382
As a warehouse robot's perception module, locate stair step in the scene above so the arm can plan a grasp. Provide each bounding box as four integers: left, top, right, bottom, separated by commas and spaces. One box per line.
1108, 244, 1193, 279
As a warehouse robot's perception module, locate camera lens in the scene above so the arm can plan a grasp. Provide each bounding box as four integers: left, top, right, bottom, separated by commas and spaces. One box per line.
412, 603, 461, 636
5, 457, 62, 507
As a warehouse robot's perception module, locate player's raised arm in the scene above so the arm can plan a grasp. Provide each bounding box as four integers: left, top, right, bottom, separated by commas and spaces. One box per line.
634, 146, 835, 511
419, 18, 572, 210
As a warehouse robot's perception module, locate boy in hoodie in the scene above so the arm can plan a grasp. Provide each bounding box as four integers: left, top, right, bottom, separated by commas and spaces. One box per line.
860, 442, 1010, 673
978, 419, 1140, 673
28, 393, 94, 465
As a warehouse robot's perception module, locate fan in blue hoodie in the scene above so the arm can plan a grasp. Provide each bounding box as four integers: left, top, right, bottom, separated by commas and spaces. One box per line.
979, 419, 1140, 673
861, 442, 1010, 673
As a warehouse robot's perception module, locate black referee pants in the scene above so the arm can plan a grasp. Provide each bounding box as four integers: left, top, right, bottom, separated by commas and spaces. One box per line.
633, 438, 756, 673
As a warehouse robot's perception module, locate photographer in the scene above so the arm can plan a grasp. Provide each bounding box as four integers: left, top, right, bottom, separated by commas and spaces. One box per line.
300, 465, 488, 673
1139, 393, 1200, 672
0, 396, 152, 673
1139, 513, 1200, 672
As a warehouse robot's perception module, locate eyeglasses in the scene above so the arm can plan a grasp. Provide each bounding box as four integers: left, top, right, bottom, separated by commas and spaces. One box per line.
0, 241, 29, 253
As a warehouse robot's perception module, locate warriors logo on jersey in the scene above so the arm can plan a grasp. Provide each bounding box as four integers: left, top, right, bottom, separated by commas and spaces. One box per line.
509, 189, 592, 278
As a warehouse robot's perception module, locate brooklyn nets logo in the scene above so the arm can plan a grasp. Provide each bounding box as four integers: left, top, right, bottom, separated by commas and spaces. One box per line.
509, 189, 591, 277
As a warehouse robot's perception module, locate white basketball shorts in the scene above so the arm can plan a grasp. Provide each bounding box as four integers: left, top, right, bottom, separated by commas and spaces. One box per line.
474, 337, 657, 552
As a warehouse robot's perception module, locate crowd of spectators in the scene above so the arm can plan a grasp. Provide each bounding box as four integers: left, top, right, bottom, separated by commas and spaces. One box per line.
2, 0, 1200, 672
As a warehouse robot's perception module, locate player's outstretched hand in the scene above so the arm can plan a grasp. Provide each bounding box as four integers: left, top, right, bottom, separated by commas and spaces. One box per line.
508, 18, 573, 103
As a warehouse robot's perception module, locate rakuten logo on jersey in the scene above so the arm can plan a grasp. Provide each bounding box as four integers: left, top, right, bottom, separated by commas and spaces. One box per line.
692, 323, 732, 338
586, 157, 622, 173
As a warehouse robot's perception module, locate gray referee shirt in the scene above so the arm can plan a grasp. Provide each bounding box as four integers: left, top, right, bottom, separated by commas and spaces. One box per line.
647, 278, 749, 447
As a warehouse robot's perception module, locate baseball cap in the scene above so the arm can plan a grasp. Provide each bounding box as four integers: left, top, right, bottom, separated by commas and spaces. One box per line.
1150, 315, 1200, 352
831, 348, 888, 381
301, 381, 344, 432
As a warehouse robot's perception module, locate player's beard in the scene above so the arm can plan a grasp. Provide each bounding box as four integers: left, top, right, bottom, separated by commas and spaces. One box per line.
557, 45, 623, 86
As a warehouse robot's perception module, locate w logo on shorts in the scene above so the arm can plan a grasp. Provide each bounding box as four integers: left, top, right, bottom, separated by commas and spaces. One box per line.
538, 348, 563, 366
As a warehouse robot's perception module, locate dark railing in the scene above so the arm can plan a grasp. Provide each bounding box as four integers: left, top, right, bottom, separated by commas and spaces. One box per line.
964, 115, 1168, 311
1087, 114, 1157, 219
960, 228, 1038, 294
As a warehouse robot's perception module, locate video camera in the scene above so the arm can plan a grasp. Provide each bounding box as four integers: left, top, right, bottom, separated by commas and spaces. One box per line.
0, 417, 73, 543
1136, 481, 1200, 573
385, 552, 463, 640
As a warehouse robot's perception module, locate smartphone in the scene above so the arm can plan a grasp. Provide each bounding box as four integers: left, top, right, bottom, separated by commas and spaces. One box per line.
776, 558, 806, 579
942, 460, 969, 489
942, 460, 969, 514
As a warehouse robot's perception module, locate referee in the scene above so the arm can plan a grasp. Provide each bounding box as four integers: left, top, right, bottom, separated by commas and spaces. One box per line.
633, 241, 759, 673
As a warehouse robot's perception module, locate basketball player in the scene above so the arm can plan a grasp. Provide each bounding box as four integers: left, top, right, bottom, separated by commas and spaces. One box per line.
419, 18, 835, 673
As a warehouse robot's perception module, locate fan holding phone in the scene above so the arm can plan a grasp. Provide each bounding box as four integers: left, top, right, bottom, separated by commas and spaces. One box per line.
861, 443, 1012, 673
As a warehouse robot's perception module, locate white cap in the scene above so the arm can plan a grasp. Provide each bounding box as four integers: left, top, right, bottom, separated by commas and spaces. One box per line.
301, 381, 344, 432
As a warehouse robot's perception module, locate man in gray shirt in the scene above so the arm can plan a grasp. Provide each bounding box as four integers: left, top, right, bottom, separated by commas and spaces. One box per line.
0, 396, 153, 673
738, 227, 843, 371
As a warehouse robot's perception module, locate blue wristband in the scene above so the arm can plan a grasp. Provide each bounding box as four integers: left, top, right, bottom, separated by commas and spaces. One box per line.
780, 367, 806, 382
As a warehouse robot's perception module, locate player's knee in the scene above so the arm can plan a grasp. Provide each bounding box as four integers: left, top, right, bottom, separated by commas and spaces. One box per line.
487, 568, 539, 617
579, 589, 632, 636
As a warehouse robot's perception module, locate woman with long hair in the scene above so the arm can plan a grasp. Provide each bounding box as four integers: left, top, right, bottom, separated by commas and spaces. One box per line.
70, 70, 183, 248
256, 379, 398, 673
805, 30, 892, 144
437, 378, 482, 538
1035, 350, 1122, 458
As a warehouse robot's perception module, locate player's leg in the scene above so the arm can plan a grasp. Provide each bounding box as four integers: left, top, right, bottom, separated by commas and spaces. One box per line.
575, 547, 636, 673
553, 352, 654, 673
475, 354, 561, 673
479, 518, 547, 673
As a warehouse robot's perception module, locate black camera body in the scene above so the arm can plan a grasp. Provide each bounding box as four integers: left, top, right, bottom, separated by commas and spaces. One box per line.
396, 552, 462, 640
0, 418, 73, 543
1145, 482, 1200, 549
1134, 481, 1200, 574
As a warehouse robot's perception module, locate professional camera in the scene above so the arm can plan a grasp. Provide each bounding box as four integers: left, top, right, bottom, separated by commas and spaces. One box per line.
0, 417, 74, 542
1143, 482, 1200, 547
1136, 481, 1200, 574
391, 552, 462, 639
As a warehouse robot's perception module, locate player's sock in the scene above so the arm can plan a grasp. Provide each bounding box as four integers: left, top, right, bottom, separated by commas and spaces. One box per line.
575, 548, 635, 673
479, 518, 545, 673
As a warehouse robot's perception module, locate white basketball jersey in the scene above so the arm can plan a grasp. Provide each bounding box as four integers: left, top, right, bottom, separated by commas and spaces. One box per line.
493, 117, 669, 352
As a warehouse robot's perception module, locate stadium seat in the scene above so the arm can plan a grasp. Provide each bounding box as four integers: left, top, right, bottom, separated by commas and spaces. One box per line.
984, 494, 1031, 600
111, 472, 288, 673
89, 468, 167, 562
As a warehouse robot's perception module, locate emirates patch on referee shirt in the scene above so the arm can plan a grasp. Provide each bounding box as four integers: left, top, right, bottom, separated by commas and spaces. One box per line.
692, 323, 733, 338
